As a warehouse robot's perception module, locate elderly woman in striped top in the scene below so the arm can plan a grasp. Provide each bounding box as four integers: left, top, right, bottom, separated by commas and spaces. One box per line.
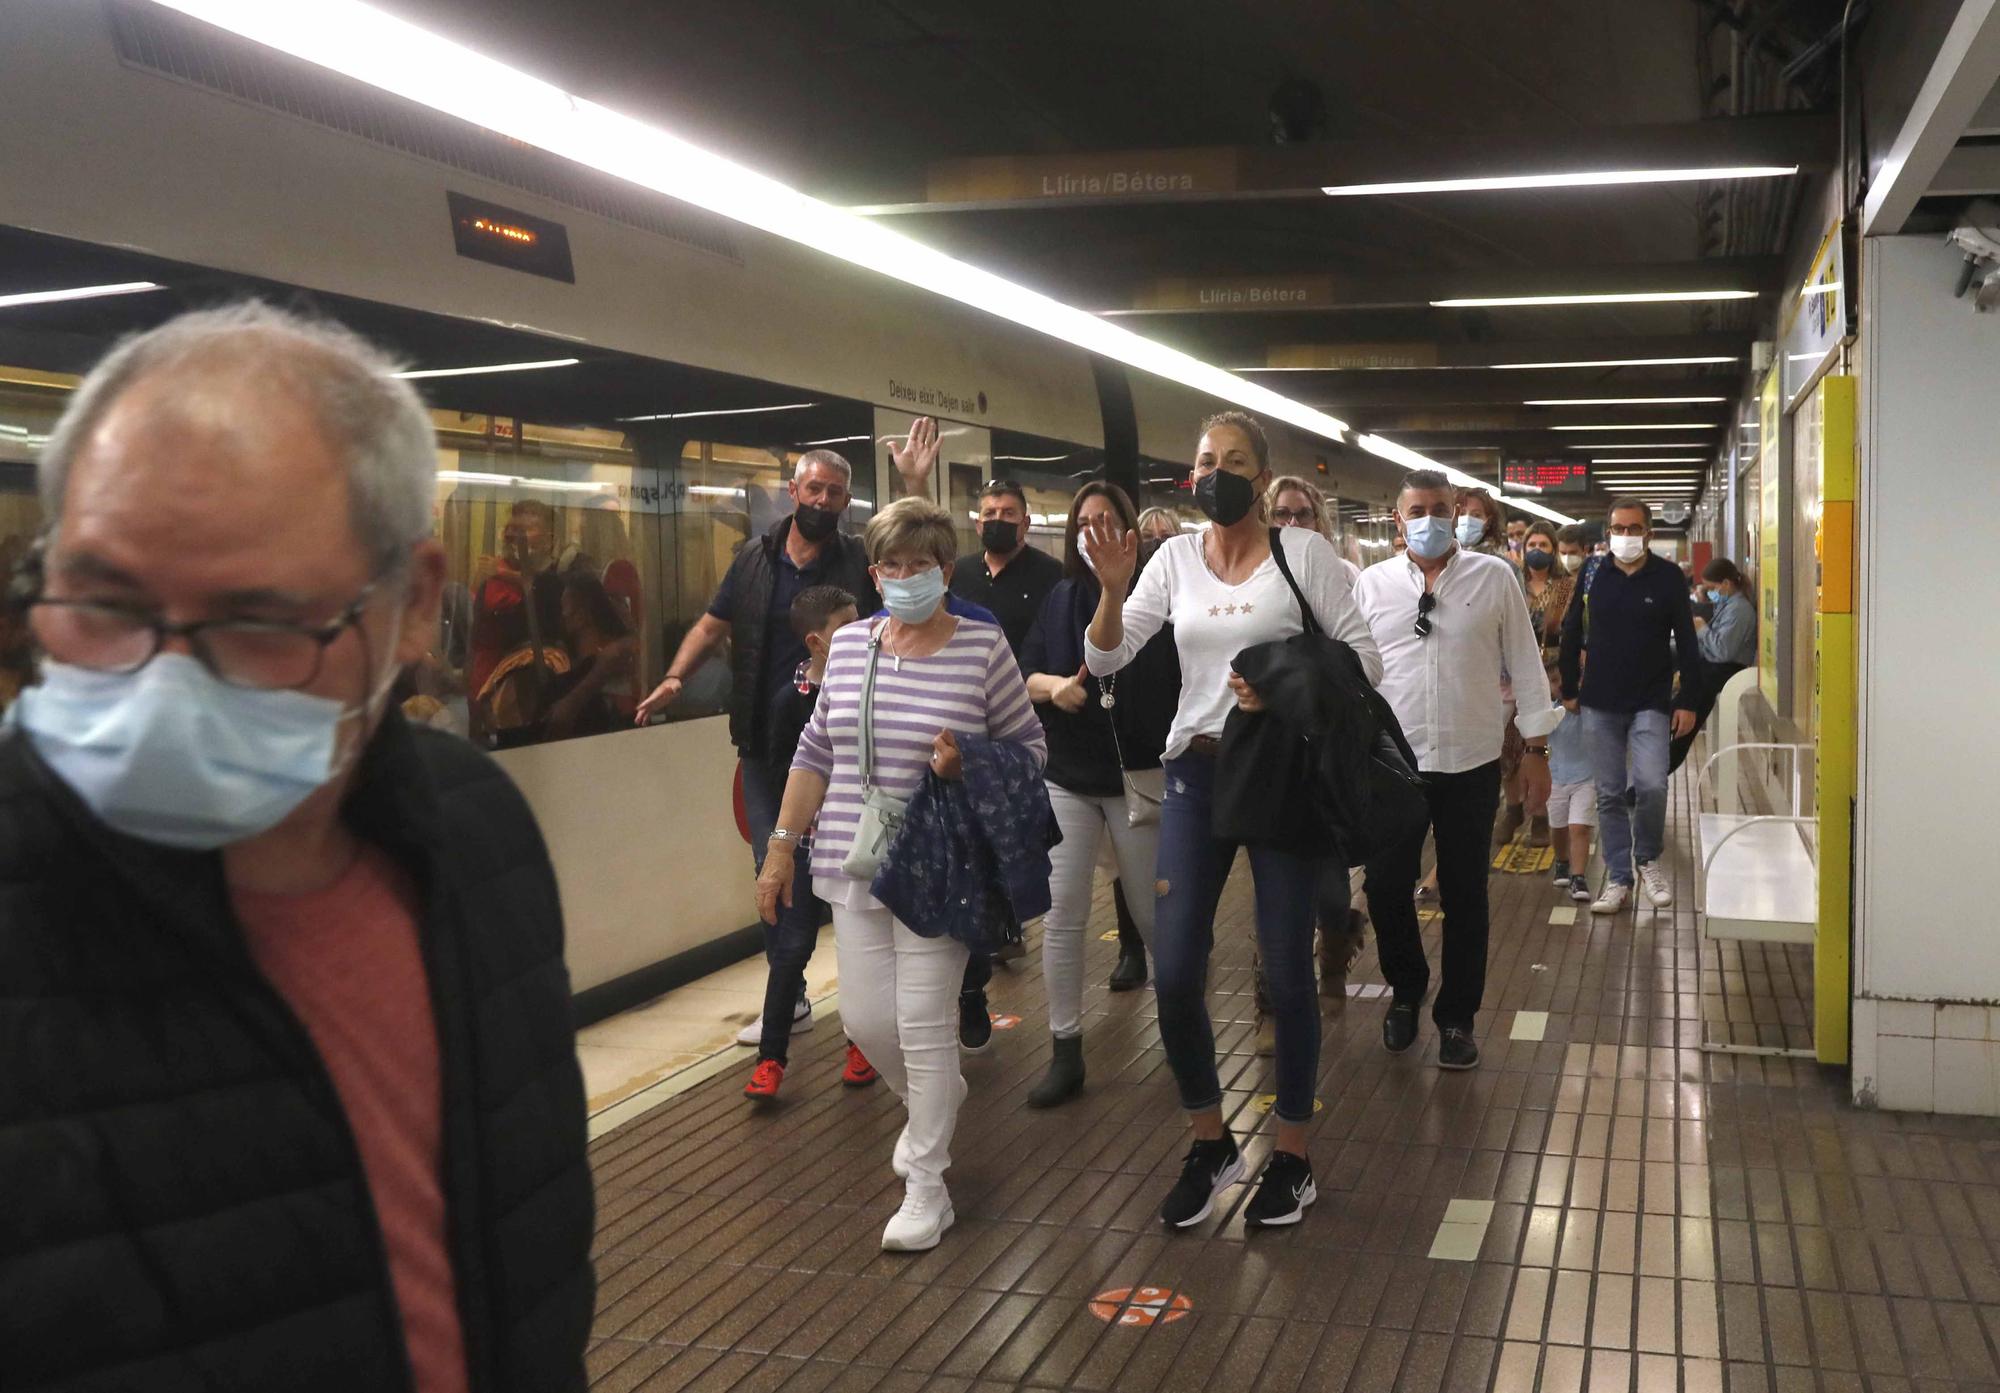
756, 495, 1045, 1254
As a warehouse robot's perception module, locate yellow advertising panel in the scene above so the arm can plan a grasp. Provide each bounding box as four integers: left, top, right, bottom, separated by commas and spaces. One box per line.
1812, 375, 1856, 1065
1758, 370, 1783, 706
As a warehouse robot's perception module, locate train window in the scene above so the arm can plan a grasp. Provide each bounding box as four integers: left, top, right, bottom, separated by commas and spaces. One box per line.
980, 430, 1104, 557
0, 372, 68, 718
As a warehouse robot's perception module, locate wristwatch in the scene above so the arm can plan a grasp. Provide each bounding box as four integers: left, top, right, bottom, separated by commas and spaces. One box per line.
1524, 745, 1549, 756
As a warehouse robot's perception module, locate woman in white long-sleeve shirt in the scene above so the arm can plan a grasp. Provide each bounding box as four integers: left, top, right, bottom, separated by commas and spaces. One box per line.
1081, 410, 1382, 1235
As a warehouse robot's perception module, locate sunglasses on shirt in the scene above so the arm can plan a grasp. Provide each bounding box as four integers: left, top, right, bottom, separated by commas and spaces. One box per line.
1415, 591, 1438, 638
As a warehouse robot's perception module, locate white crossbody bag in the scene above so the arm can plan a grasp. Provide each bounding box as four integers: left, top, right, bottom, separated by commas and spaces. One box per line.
1100, 671, 1164, 828
840, 627, 909, 880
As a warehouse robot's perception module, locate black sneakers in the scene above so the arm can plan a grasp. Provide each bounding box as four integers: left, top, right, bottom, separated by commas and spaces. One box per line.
1245, 1151, 1317, 1228
1160, 1135, 1244, 1229
959, 992, 992, 1053
1438, 1026, 1480, 1071
1383, 1002, 1419, 1053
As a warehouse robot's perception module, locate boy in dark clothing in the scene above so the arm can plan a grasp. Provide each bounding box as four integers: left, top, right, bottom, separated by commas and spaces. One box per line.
742, 585, 878, 1099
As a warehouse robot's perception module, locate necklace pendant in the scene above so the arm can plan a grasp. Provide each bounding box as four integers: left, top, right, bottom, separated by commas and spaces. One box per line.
1099, 691, 1116, 710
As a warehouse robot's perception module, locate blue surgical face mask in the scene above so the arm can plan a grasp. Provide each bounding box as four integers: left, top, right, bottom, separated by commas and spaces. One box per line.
1404, 514, 1454, 560
11, 634, 401, 852
1454, 515, 1487, 548
1705, 587, 1723, 604
880, 567, 946, 623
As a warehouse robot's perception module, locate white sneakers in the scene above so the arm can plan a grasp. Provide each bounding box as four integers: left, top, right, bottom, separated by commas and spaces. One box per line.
1637, 862, 1675, 907
734, 993, 813, 1047
1591, 882, 1631, 915
881, 1185, 954, 1251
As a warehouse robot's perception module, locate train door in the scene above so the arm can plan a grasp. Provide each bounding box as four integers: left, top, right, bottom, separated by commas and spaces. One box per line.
874, 407, 993, 557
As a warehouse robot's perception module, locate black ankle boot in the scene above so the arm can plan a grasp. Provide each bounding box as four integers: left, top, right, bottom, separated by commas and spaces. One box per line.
1108, 946, 1148, 991
1026, 1034, 1085, 1108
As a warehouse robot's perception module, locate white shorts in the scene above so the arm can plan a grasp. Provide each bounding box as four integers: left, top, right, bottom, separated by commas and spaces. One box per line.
1548, 779, 1598, 829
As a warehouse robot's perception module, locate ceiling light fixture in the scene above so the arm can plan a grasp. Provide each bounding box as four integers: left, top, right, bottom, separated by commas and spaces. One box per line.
1322, 166, 1796, 198
1490, 355, 1739, 370
1589, 459, 1707, 466
0, 281, 165, 309
620, 402, 818, 421
137, 5, 1391, 467
1432, 290, 1758, 308
1569, 441, 1708, 450
1525, 396, 1727, 406
394, 356, 580, 379
1550, 423, 1720, 432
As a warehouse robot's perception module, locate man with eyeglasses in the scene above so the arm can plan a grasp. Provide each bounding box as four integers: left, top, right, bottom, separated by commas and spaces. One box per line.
1558, 498, 1702, 914
1352, 469, 1558, 1071
0, 304, 593, 1389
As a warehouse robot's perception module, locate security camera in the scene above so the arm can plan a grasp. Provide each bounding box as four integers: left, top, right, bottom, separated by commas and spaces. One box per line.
1948, 201, 2000, 310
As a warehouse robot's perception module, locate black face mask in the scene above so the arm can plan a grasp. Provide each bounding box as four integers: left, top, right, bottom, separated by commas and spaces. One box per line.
792, 502, 840, 543
1524, 549, 1553, 572
980, 519, 1021, 554
1195, 469, 1258, 527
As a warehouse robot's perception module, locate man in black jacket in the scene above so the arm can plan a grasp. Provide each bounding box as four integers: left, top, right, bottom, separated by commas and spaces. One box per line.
0, 303, 593, 1392
1558, 498, 1702, 915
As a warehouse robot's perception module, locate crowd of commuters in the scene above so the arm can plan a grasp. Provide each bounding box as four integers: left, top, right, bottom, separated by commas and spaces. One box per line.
1, 306, 1767, 1391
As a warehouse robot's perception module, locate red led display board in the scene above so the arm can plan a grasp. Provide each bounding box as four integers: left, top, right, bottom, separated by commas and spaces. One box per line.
1501, 460, 1590, 493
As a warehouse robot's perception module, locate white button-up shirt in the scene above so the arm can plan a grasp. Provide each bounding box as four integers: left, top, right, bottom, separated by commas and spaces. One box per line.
1354, 548, 1560, 775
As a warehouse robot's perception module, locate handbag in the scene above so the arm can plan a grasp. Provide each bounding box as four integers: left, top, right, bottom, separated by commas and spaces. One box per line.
1100, 670, 1163, 827
840, 627, 909, 879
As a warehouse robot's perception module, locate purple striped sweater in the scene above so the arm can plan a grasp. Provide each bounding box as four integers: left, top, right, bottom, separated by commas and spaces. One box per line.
793, 615, 1046, 885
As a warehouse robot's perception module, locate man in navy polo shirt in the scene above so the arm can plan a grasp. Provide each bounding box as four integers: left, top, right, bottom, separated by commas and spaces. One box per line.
1558, 498, 1702, 915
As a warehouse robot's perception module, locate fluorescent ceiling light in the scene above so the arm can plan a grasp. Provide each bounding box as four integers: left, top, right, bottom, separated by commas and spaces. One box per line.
1569, 441, 1708, 450
621, 402, 818, 422
1322, 166, 1796, 198
0, 281, 164, 309
394, 356, 579, 379
1490, 355, 1739, 370
1433, 290, 1758, 308
142, 3, 1393, 466
1526, 396, 1726, 406
1590, 458, 1706, 465
1550, 423, 1719, 432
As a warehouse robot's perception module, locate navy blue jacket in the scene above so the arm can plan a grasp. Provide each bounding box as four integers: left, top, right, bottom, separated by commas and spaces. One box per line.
871, 733, 1057, 950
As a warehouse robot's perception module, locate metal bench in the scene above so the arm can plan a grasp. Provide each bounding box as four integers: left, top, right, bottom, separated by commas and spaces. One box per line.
1693, 737, 1817, 1057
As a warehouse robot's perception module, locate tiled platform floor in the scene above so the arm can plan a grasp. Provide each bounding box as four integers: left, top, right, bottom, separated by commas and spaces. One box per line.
584, 777, 2000, 1392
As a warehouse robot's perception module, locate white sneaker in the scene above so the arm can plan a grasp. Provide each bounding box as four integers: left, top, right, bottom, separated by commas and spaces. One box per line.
1637, 862, 1674, 908
881, 1185, 954, 1252
1591, 882, 1631, 916
733, 994, 814, 1046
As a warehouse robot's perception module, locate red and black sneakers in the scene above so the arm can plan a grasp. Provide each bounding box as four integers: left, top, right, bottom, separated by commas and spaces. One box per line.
743, 1059, 785, 1100
842, 1043, 878, 1087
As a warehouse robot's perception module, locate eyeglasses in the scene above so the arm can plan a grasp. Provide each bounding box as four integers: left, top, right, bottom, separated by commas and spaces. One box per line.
1415, 591, 1438, 638
1269, 507, 1317, 526
26, 578, 384, 691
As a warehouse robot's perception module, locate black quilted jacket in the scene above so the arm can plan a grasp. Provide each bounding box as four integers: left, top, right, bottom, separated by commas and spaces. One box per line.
0, 713, 595, 1392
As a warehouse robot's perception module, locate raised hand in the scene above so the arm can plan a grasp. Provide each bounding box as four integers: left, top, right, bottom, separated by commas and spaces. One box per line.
1080, 516, 1138, 593
889, 416, 940, 492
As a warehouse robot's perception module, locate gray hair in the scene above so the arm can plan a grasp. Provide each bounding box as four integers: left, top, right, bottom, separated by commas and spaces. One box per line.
38, 302, 436, 573
794, 448, 853, 485
1398, 468, 1452, 496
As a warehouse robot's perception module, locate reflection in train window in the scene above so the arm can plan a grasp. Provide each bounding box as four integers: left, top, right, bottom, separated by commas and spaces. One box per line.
0, 372, 70, 718
975, 430, 1105, 558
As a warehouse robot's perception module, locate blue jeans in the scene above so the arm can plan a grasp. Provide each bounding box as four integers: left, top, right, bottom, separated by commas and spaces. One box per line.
1583, 708, 1670, 886
1154, 754, 1325, 1125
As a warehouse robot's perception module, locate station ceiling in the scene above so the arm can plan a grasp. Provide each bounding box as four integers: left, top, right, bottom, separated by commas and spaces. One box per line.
372, 0, 1875, 525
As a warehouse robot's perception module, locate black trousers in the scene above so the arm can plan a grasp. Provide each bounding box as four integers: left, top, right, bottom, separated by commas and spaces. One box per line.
1668, 660, 1745, 774
1363, 760, 1503, 1029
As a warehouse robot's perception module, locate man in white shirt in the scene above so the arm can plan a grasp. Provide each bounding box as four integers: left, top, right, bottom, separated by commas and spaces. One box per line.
1353, 470, 1559, 1070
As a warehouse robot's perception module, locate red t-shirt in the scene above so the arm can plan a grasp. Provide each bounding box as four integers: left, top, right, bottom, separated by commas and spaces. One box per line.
234, 846, 470, 1393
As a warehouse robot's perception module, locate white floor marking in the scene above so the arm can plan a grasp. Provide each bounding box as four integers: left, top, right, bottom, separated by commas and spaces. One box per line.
1549, 906, 1578, 925
1428, 1199, 1496, 1261
1511, 1011, 1549, 1041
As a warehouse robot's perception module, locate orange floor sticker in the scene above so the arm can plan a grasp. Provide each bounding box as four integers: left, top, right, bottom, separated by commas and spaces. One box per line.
1251, 1094, 1324, 1115
988, 1013, 1021, 1029
1089, 1285, 1194, 1327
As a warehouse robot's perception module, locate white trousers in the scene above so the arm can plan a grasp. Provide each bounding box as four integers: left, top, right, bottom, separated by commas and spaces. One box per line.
1043, 785, 1159, 1039
832, 905, 970, 1190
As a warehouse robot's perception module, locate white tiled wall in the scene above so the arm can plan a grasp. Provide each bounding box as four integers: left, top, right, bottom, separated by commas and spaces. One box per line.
1853, 996, 2000, 1115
